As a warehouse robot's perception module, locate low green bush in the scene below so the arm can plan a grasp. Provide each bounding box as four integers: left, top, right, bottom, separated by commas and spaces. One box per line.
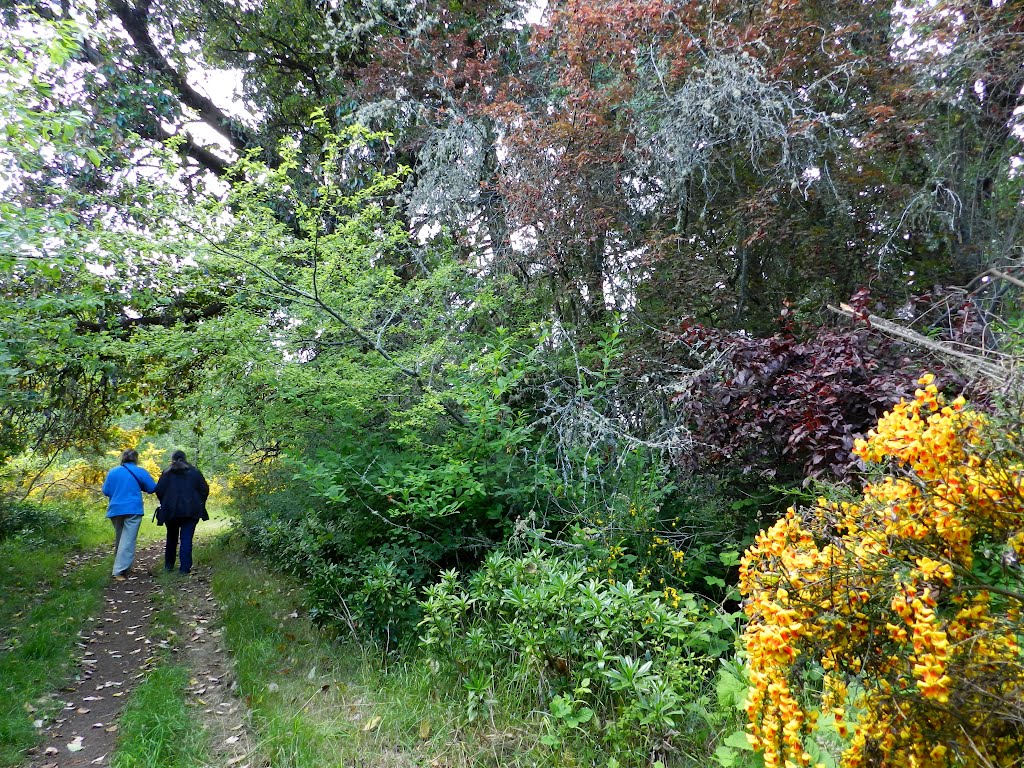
0, 497, 81, 546
419, 548, 741, 762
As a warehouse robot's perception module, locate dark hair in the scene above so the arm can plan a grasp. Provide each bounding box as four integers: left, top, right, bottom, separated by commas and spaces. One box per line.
171, 450, 187, 462
121, 448, 139, 464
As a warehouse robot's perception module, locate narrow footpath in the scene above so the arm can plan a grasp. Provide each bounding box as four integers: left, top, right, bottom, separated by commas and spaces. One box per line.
174, 569, 262, 768
23, 544, 260, 768
27, 547, 162, 768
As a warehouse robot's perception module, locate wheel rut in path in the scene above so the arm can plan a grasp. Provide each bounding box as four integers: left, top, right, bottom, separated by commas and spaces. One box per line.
175, 568, 265, 768
27, 546, 163, 768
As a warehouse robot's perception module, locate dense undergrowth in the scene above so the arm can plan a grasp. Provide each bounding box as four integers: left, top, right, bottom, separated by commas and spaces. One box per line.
212, 545, 496, 767
210, 541, 752, 767
228, 373, 1024, 767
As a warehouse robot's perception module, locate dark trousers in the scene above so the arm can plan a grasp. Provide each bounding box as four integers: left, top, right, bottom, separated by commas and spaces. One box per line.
165, 519, 198, 573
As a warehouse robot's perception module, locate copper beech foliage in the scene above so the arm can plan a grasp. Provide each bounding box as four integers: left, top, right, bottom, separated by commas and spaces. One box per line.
663, 312, 921, 481
312, 0, 1023, 331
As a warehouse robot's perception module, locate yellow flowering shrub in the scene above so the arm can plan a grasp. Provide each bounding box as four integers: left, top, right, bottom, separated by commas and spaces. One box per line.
134, 442, 164, 478
739, 375, 1024, 768
15, 428, 155, 501
24, 457, 106, 501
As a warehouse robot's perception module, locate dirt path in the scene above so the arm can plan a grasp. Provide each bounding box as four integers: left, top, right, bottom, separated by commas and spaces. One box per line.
27, 547, 163, 768
24, 544, 261, 768
175, 569, 264, 768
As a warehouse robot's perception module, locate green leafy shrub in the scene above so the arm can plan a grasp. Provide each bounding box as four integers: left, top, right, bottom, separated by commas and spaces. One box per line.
231, 439, 520, 648
0, 497, 81, 546
419, 548, 740, 762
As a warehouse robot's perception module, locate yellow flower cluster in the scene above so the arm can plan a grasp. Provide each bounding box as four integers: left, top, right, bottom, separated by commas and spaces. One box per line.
663, 585, 681, 609
739, 376, 1024, 768
24, 434, 164, 502
649, 535, 687, 578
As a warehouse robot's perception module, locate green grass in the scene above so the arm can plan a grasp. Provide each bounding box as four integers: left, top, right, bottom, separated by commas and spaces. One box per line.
110, 664, 208, 768
0, 499, 175, 766
211, 550, 352, 767
0, 555, 108, 766
209, 543, 543, 768
0, 494, 232, 766
0, 501, 117, 765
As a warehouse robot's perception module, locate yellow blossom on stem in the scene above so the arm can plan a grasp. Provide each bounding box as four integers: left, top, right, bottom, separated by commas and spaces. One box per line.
740, 380, 1024, 768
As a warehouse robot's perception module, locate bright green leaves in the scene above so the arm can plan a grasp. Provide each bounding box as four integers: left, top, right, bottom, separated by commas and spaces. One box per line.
420, 549, 734, 758
0, 15, 92, 175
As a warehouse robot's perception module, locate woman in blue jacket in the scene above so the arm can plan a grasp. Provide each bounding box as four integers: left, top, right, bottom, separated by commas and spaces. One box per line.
101, 448, 156, 580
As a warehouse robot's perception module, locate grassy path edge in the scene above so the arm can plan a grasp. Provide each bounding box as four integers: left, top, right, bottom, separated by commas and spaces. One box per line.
0, 552, 108, 765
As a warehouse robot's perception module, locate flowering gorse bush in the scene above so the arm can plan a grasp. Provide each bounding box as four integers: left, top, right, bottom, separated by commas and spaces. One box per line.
739, 375, 1024, 768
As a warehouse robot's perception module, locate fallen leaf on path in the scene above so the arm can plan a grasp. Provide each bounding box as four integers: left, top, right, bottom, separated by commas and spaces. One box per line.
91, 754, 107, 764
105, 725, 119, 733
67, 736, 84, 752
224, 735, 240, 745
77, 707, 91, 714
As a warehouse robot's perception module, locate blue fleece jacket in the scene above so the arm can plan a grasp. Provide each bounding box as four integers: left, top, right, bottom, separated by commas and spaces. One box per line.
101, 462, 156, 518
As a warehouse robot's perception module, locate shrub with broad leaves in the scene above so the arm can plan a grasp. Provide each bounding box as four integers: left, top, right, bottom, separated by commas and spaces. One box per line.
419, 548, 740, 760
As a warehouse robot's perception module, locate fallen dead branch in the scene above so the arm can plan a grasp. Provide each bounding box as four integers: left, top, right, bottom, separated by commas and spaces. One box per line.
828, 303, 1013, 383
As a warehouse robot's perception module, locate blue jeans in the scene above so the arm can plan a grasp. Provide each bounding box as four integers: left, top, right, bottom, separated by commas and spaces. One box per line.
111, 514, 143, 576
165, 519, 198, 573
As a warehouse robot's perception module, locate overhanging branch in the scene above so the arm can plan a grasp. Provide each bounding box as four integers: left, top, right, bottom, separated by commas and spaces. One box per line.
108, 0, 265, 158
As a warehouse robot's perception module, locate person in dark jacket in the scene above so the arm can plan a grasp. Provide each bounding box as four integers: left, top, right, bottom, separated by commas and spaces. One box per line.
155, 450, 210, 574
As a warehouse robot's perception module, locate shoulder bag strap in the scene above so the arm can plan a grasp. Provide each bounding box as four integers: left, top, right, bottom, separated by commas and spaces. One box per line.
121, 464, 146, 490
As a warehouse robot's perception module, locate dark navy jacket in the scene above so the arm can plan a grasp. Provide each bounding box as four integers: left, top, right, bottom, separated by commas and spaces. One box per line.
155, 460, 210, 522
